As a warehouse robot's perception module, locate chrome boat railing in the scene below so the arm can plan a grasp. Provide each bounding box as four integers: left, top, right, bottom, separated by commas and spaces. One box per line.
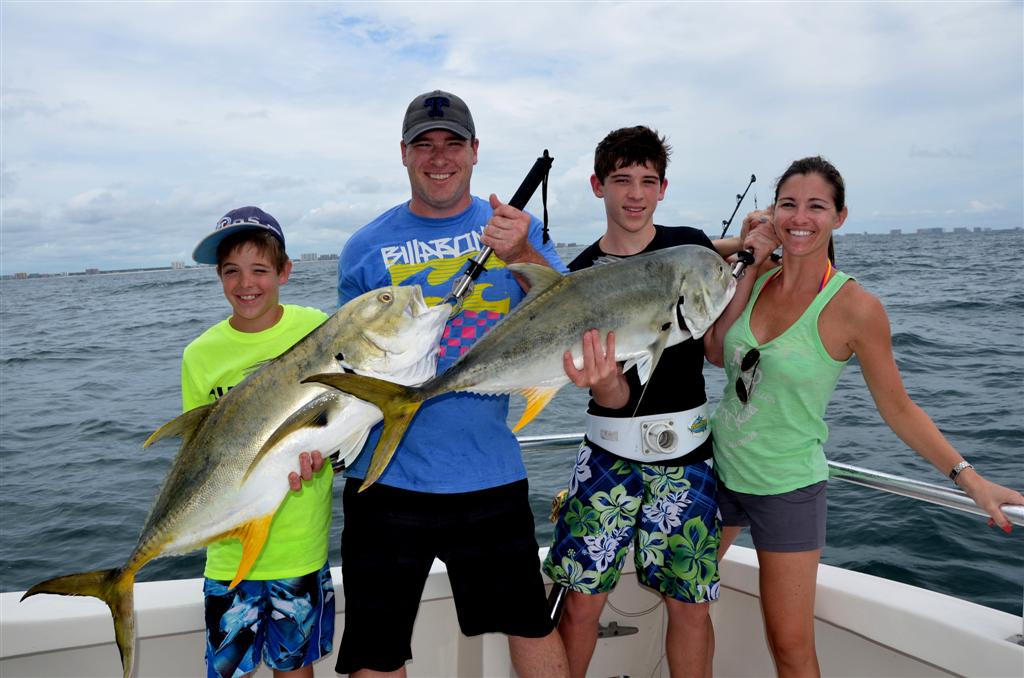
517, 433, 1024, 527
519, 431, 1024, 643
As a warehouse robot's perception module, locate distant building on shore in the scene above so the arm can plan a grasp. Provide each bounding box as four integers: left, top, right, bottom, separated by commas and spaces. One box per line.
890, 229, 902, 235
298, 253, 339, 262
916, 227, 944, 235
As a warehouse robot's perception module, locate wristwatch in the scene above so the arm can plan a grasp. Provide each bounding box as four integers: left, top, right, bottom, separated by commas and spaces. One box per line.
949, 460, 974, 484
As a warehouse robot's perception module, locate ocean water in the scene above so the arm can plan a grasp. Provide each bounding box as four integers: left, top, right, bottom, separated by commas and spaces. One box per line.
1, 230, 1022, 616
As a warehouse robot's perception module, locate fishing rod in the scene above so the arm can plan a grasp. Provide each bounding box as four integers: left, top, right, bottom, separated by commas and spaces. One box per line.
443, 150, 554, 308
719, 173, 756, 240
717, 173, 783, 279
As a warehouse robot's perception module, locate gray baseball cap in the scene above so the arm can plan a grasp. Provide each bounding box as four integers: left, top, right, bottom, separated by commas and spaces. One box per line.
402, 90, 475, 144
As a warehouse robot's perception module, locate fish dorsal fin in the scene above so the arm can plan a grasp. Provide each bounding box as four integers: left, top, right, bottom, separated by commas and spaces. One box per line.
222, 514, 275, 589
591, 254, 623, 267
243, 359, 272, 377
242, 393, 338, 482
143, 404, 213, 448
511, 386, 560, 432
507, 263, 563, 304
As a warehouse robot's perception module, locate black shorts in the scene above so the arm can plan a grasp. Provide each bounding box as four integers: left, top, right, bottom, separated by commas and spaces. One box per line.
718, 480, 828, 552
336, 478, 554, 674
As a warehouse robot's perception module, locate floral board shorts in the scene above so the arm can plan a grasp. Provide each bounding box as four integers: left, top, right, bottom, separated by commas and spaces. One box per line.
203, 561, 334, 678
543, 439, 721, 603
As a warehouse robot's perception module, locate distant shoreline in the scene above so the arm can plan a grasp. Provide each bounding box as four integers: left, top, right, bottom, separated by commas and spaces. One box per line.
4, 227, 1021, 281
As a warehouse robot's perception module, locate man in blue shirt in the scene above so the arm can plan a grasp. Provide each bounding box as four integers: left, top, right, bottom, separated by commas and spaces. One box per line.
334, 90, 569, 677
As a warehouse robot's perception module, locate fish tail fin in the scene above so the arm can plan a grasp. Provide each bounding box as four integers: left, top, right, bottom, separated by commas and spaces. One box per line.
512, 386, 560, 432
302, 372, 424, 491
22, 568, 137, 678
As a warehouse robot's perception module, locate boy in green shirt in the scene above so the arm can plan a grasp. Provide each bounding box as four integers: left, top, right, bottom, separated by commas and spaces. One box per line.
184, 206, 334, 678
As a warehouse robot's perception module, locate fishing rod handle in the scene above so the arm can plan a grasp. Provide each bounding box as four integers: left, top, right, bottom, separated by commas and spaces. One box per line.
508, 150, 554, 210
450, 150, 554, 301
548, 583, 568, 624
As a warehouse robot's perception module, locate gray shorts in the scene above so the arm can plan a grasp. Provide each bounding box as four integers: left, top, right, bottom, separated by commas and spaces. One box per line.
718, 481, 827, 552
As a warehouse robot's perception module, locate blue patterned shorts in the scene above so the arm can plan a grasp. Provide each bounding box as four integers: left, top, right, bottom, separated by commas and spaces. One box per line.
203, 562, 335, 678
543, 440, 721, 603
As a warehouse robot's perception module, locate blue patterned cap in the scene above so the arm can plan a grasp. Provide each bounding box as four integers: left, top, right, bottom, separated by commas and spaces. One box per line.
192, 206, 285, 264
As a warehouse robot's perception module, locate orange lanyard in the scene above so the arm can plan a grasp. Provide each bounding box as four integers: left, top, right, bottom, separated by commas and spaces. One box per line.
818, 260, 834, 292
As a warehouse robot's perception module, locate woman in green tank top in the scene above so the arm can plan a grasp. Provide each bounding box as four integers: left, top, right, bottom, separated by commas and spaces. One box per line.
704, 156, 1024, 677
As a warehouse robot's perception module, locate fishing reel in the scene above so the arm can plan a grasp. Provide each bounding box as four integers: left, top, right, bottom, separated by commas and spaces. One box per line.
732, 249, 755, 279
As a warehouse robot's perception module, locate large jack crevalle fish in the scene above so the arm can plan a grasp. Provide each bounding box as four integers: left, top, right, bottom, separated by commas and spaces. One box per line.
308, 244, 736, 490
21, 285, 450, 678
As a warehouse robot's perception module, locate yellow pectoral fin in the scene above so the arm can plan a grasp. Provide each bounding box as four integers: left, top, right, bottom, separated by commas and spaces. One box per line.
512, 387, 560, 432
225, 514, 275, 589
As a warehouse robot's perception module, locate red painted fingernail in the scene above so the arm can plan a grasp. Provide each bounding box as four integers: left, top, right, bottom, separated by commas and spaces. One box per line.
1002, 523, 1012, 534
987, 518, 995, 527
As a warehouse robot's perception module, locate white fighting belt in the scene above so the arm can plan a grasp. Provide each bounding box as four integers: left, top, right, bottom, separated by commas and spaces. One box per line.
586, 404, 710, 462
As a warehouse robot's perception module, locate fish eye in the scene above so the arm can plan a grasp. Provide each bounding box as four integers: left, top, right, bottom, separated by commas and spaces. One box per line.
378, 292, 393, 303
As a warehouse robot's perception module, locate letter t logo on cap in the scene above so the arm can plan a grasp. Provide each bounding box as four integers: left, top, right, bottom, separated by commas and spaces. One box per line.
424, 95, 451, 118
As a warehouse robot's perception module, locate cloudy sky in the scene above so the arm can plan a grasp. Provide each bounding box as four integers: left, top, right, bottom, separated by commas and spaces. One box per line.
2, 2, 1021, 274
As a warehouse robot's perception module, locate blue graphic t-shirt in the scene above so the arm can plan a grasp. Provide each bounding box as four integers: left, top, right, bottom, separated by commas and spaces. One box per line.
337, 196, 567, 492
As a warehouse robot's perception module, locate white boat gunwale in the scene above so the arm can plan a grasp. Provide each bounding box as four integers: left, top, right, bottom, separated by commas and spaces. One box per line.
3, 434, 1022, 677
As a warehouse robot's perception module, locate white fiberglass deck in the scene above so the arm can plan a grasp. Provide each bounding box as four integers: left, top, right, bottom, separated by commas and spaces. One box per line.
3, 545, 1022, 678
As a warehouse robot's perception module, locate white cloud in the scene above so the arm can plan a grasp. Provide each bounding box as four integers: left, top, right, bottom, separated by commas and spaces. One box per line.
968, 200, 1005, 213
1, 1, 1021, 273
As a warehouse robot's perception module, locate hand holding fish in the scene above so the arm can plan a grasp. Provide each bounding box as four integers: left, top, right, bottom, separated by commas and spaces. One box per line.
563, 329, 629, 410
288, 450, 324, 492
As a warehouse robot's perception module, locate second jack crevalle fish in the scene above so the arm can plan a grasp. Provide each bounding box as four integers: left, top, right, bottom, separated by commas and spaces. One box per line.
308, 244, 736, 489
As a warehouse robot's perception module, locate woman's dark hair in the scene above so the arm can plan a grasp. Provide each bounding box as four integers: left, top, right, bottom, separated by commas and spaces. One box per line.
774, 155, 844, 264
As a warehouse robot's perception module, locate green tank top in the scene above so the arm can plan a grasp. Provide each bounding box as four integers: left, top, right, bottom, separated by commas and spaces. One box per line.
181, 304, 334, 580
712, 268, 853, 495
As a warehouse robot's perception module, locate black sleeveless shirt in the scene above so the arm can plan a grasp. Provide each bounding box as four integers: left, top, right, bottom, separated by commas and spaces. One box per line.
569, 225, 715, 464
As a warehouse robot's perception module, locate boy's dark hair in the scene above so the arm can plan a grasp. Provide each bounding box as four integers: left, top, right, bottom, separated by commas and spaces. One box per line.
594, 126, 672, 183
216, 230, 290, 273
